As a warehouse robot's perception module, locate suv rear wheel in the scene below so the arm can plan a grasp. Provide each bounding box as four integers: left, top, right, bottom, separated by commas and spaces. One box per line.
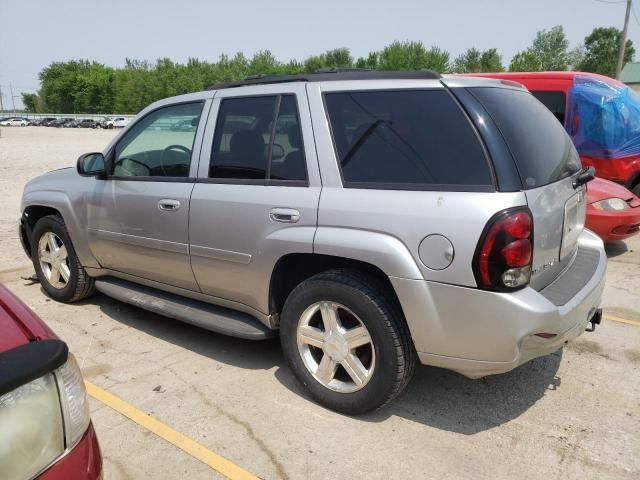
280, 269, 416, 414
31, 215, 95, 303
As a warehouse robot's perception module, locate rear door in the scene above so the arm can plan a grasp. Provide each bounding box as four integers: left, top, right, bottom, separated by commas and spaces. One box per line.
189, 84, 321, 314
466, 86, 586, 289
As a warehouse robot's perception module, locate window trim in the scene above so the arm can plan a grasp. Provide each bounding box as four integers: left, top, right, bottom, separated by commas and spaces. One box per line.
108, 100, 205, 182
208, 94, 309, 186
322, 88, 497, 192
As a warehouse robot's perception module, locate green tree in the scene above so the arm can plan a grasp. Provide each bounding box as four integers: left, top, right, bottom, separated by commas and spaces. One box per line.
21, 93, 39, 112
509, 26, 569, 71
452, 48, 503, 73
452, 48, 482, 73
355, 52, 379, 69
378, 41, 449, 72
480, 48, 504, 72
304, 48, 353, 72
579, 27, 635, 77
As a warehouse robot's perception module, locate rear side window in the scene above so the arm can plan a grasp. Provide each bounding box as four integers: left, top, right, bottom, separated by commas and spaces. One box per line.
530, 91, 566, 125
210, 95, 307, 182
470, 88, 580, 189
324, 90, 492, 189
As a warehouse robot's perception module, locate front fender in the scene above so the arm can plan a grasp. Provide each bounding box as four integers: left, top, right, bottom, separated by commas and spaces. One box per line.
22, 190, 101, 269
313, 227, 424, 279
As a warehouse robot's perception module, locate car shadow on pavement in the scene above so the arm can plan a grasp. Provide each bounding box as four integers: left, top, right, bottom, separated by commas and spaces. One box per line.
79, 290, 562, 435
86, 292, 287, 372
605, 241, 628, 258
357, 351, 563, 435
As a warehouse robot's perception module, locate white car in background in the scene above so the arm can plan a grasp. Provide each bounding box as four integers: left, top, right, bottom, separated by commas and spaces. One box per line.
104, 117, 129, 129
0, 118, 28, 126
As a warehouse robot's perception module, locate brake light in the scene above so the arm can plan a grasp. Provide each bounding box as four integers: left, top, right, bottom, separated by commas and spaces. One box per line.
473, 208, 534, 290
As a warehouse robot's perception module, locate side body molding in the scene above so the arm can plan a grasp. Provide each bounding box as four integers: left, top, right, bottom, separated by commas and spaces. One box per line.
313, 227, 424, 280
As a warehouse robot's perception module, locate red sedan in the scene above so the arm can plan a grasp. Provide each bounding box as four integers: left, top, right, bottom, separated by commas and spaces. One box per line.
586, 176, 640, 242
0, 284, 102, 479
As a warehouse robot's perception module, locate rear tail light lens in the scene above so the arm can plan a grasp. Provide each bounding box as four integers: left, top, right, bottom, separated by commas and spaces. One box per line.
474, 208, 534, 290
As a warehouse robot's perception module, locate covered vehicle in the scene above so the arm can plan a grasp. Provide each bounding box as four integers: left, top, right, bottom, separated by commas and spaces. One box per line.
0, 284, 102, 479
466, 71, 640, 242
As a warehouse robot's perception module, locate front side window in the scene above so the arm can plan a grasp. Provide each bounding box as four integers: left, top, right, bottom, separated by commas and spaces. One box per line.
324, 89, 492, 188
209, 95, 307, 181
113, 102, 203, 178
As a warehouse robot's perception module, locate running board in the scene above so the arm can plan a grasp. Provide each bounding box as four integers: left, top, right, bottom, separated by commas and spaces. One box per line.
94, 277, 275, 340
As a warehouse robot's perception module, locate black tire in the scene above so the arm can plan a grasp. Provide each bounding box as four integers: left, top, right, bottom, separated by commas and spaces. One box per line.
280, 269, 416, 415
632, 182, 640, 198
30, 214, 95, 303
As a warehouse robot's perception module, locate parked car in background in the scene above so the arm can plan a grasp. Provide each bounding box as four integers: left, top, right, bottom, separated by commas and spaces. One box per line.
585, 176, 640, 241
0, 284, 102, 479
466, 71, 640, 243
51, 118, 73, 128
38, 118, 59, 127
466, 72, 640, 195
19, 71, 606, 414
104, 117, 129, 128
0, 117, 28, 126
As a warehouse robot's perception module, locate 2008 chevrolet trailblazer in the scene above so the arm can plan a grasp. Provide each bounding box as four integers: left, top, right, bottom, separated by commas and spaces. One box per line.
19, 70, 606, 414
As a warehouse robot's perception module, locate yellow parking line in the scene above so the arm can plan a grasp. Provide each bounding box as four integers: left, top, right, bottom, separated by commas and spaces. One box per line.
603, 315, 640, 326
84, 381, 259, 480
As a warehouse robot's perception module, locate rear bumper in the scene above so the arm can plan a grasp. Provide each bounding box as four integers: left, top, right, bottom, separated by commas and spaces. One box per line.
586, 206, 640, 242
38, 423, 102, 480
391, 230, 606, 378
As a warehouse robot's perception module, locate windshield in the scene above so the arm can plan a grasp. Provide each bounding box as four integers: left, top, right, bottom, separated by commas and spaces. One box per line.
568, 75, 640, 159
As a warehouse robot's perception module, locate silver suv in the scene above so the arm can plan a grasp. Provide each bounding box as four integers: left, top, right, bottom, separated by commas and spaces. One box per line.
20, 70, 606, 414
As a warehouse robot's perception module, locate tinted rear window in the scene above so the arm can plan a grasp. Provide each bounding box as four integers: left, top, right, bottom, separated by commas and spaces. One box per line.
324, 90, 492, 189
470, 87, 580, 189
531, 91, 566, 125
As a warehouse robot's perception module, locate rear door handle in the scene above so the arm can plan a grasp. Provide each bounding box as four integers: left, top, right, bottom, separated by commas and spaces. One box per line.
270, 208, 300, 223
158, 199, 181, 212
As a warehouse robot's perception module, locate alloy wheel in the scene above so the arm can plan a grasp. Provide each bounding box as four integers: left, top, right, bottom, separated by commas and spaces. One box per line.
38, 232, 70, 289
296, 301, 375, 393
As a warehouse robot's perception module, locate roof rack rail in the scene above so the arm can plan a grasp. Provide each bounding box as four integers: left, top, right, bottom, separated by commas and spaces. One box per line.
207, 69, 441, 90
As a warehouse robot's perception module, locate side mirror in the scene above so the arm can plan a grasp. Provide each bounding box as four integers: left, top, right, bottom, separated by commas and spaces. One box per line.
77, 152, 106, 178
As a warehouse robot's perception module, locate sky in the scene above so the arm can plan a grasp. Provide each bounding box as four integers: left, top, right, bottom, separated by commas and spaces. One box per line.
1, 0, 639, 109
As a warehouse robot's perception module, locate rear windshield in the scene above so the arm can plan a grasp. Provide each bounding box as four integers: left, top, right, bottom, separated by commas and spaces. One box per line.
324, 90, 493, 189
470, 87, 580, 189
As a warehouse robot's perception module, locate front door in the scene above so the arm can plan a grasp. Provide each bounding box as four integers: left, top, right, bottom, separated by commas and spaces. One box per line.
87, 100, 208, 291
189, 85, 321, 314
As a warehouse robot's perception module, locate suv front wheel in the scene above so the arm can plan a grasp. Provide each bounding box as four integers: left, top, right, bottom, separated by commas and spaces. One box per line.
280, 269, 416, 414
31, 214, 95, 303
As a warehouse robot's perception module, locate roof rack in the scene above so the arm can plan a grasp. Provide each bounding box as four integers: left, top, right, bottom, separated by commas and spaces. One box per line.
207, 69, 441, 90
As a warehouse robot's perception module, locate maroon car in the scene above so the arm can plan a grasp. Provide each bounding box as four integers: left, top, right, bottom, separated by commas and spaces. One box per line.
0, 284, 102, 479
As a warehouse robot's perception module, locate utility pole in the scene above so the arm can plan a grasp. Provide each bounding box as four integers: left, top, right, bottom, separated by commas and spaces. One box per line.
616, 0, 632, 80
0, 85, 4, 111
9, 83, 15, 112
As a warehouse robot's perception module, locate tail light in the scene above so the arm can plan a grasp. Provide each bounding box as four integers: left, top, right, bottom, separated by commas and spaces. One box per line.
473, 208, 534, 291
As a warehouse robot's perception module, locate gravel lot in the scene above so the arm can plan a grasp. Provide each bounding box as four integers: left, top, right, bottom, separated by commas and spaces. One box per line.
1, 126, 639, 480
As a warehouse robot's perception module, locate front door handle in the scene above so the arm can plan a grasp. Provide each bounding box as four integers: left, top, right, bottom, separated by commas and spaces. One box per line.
270, 208, 300, 223
158, 199, 181, 212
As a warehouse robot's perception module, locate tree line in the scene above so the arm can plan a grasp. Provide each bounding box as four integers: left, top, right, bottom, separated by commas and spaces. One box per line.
22, 25, 634, 114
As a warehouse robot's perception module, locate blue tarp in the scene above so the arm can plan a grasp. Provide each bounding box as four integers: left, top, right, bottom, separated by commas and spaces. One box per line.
568, 75, 640, 159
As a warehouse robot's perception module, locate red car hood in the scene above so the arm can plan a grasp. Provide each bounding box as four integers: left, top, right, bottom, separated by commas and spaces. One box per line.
586, 177, 639, 205
0, 284, 57, 352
